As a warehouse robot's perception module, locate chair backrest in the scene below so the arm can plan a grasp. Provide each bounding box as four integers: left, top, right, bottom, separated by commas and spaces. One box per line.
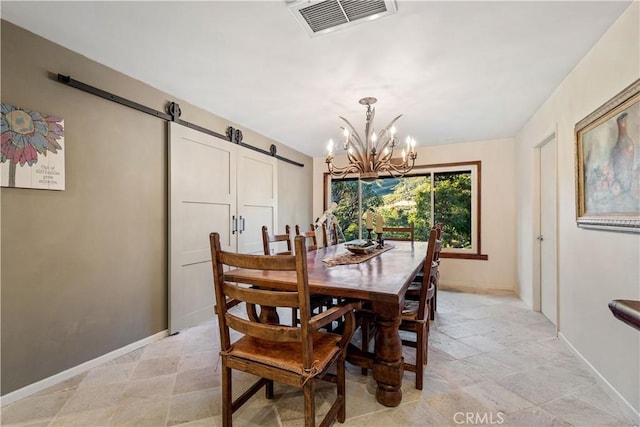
295, 224, 318, 251
433, 224, 443, 266
322, 222, 339, 247
383, 224, 415, 241
261, 225, 292, 255
417, 227, 439, 320
210, 233, 317, 368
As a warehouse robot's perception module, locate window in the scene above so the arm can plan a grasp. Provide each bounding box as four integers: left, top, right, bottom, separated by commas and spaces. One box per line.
325, 161, 487, 259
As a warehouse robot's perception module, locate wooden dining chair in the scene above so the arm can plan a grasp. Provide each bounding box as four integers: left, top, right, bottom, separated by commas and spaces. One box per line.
430, 224, 443, 319
267, 225, 332, 327
220, 225, 292, 317
322, 222, 339, 247
261, 225, 292, 255
382, 224, 415, 241
295, 224, 318, 251
407, 224, 442, 320
263, 225, 320, 326
360, 227, 438, 390
210, 233, 361, 427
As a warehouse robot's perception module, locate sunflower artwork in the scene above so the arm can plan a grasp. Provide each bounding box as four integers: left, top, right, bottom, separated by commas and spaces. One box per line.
1, 104, 65, 190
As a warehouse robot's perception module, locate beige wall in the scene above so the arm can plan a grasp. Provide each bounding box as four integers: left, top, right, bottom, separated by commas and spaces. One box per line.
0, 21, 313, 395
515, 2, 639, 414
313, 136, 518, 293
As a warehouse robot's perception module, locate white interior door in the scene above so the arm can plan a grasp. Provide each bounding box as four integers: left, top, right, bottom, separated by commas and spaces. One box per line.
540, 138, 557, 326
169, 123, 237, 334
237, 147, 278, 254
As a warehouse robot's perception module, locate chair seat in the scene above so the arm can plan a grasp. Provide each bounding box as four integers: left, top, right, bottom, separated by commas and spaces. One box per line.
413, 261, 438, 281
402, 300, 420, 317
227, 332, 341, 376
406, 282, 422, 295
402, 284, 435, 319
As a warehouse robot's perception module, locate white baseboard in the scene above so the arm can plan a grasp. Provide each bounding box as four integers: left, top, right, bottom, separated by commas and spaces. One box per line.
558, 332, 640, 425
0, 329, 168, 407
440, 281, 515, 296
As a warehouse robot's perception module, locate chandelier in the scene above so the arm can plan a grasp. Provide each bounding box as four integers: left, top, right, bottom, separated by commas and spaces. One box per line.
326, 97, 417, 182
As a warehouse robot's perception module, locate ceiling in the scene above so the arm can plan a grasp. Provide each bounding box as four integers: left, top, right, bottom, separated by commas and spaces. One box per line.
1, 1, 632, 157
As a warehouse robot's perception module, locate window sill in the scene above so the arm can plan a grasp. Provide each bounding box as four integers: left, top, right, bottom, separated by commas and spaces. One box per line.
441, 253, 488, 261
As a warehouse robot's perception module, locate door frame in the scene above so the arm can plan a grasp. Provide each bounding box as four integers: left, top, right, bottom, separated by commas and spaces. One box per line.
532, 130, 559, 333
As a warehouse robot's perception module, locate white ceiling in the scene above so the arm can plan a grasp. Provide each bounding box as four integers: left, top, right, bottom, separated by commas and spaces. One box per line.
1, 1, 632, 157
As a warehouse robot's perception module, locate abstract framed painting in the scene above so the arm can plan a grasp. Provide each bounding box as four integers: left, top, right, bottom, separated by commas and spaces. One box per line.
575, 78, 639, 233
1, 104, 65, 190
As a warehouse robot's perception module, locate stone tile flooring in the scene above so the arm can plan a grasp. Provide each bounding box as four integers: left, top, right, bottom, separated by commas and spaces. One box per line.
2, 291, 636, 426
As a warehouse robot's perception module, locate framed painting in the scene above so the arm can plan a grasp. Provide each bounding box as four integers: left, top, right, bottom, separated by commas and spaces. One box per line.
1, 104, 65, 190
575, 78, 640, 233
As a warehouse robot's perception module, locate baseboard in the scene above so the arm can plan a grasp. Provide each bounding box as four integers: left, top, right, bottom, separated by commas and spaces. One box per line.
439, 282, 515, 296
558, 332, 640, 425
0, 329, 168, 407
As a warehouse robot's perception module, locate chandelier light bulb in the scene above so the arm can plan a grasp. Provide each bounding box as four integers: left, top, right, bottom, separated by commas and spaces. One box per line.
390, 126, 396, 136
327, 138, 334, 154
371, 132, 377, 143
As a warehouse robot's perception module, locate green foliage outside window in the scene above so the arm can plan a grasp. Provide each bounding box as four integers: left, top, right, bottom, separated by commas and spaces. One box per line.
331, 180, 383, 242
434, 172, 472, 248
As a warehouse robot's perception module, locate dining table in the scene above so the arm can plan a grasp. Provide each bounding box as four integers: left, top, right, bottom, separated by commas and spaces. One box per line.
224, 240, 428, 407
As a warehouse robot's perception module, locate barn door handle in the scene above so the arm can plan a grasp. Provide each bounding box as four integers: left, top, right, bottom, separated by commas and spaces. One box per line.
239, 216, 246, 234
232, 215, 237, 235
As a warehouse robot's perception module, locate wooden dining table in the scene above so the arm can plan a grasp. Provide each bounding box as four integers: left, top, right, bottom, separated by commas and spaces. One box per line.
224, 240, 428, 407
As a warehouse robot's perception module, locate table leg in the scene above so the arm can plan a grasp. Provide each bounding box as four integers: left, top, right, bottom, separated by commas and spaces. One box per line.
372, 301, 403, 407
259, 306, 280, 324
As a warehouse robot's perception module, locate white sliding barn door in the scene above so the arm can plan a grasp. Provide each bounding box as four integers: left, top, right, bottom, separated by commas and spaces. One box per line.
169, 123, 237, 334
237, 147, 278, 254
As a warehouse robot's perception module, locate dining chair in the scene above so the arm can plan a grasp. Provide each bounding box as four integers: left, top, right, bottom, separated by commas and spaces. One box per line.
210, 232, 361, 427
295, 224, 319, 251
322, 222, 339, 247
261, 224, 292, 255
382, 224, 415, 241
430, 224, 443, 318
261, 225, 328, 327
321, 221, 344, 330
360, 227, 438, 390
407, 224, 442, 320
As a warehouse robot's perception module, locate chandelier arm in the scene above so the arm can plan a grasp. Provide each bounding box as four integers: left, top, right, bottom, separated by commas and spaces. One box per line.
376, 156, 416, 177
375, 163, 404, 179
345, 149, 365, 173
375, 136, 394, 160
339, 116, 366, 162
373, 148, 394, 170
373, 114, 403, 154
328, 156, 361, 174
339, 116, 365, 147
351, 147, 367, 171
327, 168, 353, 180
327, 160, 361, 179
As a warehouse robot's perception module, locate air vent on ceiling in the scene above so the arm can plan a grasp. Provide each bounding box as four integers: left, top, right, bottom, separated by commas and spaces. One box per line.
287, 0, 397, 37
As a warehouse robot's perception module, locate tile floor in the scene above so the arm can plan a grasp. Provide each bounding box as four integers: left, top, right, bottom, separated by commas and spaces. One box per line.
2, 290, 636, 426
